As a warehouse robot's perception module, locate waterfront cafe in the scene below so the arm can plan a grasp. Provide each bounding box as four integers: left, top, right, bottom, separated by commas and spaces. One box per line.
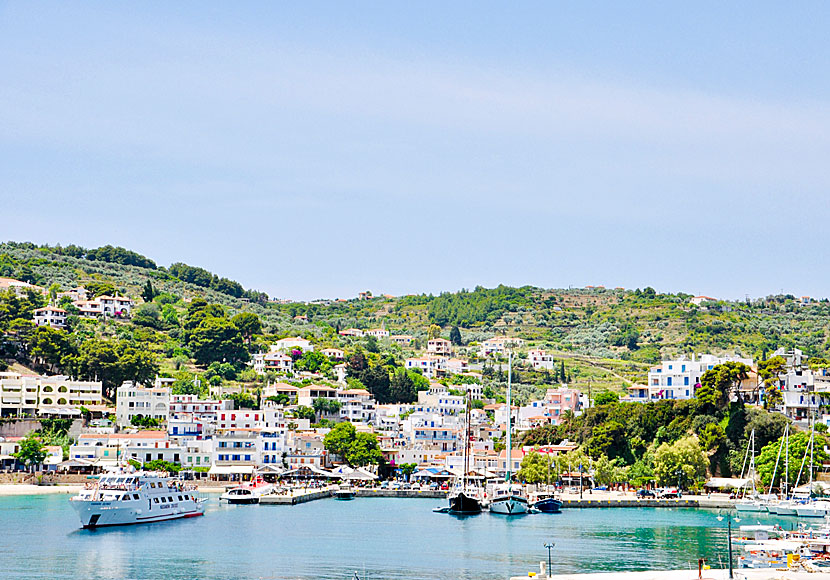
280, 464, 337, 481
208, 464, 256, 482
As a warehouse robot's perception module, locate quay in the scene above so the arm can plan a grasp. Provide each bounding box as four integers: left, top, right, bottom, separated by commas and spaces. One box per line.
560, 497, 732, 509
259, 488, 334, 505
511, 568, 824, 580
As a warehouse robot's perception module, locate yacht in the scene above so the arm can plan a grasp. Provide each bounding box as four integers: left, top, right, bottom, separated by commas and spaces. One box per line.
489, 350, 529, 516
70, 472, 204, 528
220, 475, 274, 504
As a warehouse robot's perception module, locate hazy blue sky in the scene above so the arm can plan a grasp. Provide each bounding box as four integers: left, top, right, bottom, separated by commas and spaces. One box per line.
2, 2, 829, 300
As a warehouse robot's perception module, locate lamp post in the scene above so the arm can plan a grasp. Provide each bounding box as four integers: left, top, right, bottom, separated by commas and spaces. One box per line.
544, 542, 554, 578
717, 511, 740, 579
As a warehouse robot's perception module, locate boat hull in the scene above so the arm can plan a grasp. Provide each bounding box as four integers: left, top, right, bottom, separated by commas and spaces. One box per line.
335, 492, 355, 500
489, 496, 529, 515
71, 499, 204, 528
448, 491, 482, 515
534, 497, 562, 513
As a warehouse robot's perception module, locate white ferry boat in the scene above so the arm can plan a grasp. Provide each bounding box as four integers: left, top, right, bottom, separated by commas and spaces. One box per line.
70, 472, 204, 528
220, 475, 274, 504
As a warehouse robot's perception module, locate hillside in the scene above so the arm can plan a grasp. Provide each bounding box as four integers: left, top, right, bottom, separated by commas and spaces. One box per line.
2, 241, 830, 403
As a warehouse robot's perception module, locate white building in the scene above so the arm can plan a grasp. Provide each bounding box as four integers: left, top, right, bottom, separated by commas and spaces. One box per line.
390, 335, 413, 346
527, 349, 555, 370
479, 337, 524, 357
427, 339, 452, 356
296, 385, 338, 407
0, 372, 103, 417
33, 306, 67, 328
444, 358, 469, 375
271, 337, 314, 353
635, 354, 754, 402
322, 348, 344, 359
415, 384, 465, 416
73, 295, 134, 318
115, 382, 170, 427
337, 388, 376, 423
252, 351, 294, 375
405, 356, 444, 380
366, 329, 390, 339
339, 328, 364, 337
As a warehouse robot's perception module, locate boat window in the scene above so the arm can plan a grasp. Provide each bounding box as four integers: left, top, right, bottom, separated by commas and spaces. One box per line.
178, 495, 183, 501
153, 497, 159, 503
121, 495, 129, 501
133, 494, 140, 500
150, 482, 156, 488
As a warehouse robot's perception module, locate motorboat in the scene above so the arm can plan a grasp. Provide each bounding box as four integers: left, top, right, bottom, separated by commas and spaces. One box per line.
334, 484, 356, 500
220, 475, 274, 504
533, 493, 562, 513
796, 500, 830, 518
70, 472, 204, 528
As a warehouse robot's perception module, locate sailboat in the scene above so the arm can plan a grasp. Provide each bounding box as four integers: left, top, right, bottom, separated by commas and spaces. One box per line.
735, 429, 767, 513
447, 392, 484, 515
490, 350, 530, 515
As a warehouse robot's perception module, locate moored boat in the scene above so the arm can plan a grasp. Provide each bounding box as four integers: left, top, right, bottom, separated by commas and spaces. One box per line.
334, 484, 356, 500
489, 483, 529, 515
533, 494, 562, 513
70, 472, 204, 528
220, 475, 273, 504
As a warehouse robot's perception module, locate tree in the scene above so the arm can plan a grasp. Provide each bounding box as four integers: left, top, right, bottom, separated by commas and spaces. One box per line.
323, 422, 382, 466
697, 362, 751, 411
28, 326, 74, 373
230, 312, 262, 343
313, 397, 342, 418
140, 279, 156, 303
14, 432, 46, 469
295, 351, 331, 374
64, 339, 159, 399
132, 302, 163, 329
293, 406, 316, 421
757, 356, 786, 409
427, 324, 441, 340
398, 462, 418, 481
757, 431, 829, 490
593, 391, 619, 406
587, 420, 627, 461
189, 317, 247, 366
517, 451, 553, 484
449, 326, 462, 346
390, 368, 418, 403
360, 364, 391, 404
653, 435, 707, 488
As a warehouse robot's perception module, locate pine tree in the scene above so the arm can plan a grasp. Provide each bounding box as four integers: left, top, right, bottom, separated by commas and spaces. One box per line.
449, 326, 462, 346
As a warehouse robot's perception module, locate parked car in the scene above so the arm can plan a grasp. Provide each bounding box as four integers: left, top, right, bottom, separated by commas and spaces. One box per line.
636, 488, 655, 498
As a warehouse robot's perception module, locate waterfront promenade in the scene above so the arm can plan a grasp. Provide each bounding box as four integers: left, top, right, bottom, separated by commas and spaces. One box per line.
512, 568, 828, 580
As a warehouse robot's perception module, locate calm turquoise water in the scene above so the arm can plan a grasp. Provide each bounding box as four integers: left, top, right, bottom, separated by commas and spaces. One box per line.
0, 494, 784, 579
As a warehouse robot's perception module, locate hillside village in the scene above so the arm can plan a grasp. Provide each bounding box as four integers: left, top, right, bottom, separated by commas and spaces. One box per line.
1, 241, 829, 490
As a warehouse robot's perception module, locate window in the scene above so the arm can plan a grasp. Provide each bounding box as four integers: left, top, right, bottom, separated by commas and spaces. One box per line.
133, 494, 140, 500
154, 497, 159, 503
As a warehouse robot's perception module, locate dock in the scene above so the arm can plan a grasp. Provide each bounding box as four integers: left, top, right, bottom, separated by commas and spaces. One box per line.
259, 488, 333, 505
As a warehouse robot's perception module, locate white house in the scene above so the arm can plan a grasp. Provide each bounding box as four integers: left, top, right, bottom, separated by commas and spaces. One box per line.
322, 348, 345, 359
272, 337, 314, 353
527, 349, 555, 370
33, 306, 67, 328
637, 354, 753, 402
0, 372, 103, 417
366, 329, 390, 339
73, 295, 134, 318
427, 338, 452, 356
115, 382, 170, 427
390, 335, 413, 345
479, 337, 524, 357
252, 351, 294, 375
405, 356, 444, 379
339, 328, 364, 337
337, 388, 377, 423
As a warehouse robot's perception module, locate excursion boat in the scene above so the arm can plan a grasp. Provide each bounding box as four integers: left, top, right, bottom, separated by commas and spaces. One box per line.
334, 484, 356, 500
220, 475, 274, 504
70, 472, 204, 528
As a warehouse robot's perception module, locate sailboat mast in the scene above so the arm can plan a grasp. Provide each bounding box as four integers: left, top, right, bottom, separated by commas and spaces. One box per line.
463, 392, 472, 489
506, 350, 512, 482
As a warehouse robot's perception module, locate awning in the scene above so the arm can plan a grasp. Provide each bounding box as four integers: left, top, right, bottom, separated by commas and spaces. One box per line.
280, 465, 336, 478
704, 477, 750, 489
341, 467, 378, 481
209, 465, 256, 475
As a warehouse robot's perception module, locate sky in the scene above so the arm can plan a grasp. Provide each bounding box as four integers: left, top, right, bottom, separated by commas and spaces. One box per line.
2, 2, 830, 301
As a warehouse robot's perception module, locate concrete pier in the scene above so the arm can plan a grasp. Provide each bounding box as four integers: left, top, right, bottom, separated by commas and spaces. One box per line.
510, 568, 826, 580
259, 489, 333, 505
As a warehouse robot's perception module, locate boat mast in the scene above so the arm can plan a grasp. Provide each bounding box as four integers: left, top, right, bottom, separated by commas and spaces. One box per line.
506, 349, 512, 483
463, 391, 472, 490
783, 424, 789, 498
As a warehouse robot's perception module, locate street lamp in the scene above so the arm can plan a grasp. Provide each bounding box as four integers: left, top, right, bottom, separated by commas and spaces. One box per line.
544, 542, 555, 577
717, 511, 741, 579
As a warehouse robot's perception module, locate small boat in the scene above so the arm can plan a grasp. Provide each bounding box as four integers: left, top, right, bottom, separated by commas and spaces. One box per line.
533, 494, 563, 513
334, 484, 356, 500
220, 475, 273, 504
70, 472, 204, 528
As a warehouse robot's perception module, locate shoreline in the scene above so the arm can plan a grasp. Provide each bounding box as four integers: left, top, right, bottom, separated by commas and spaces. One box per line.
513, 568, 828, 579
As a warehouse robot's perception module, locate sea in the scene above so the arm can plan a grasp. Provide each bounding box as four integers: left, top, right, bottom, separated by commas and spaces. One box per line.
0, 494, 783, 580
